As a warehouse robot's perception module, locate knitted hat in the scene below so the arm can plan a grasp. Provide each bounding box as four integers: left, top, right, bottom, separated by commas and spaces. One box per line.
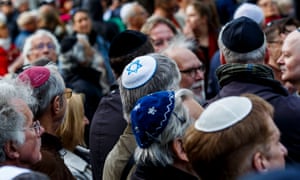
18, 66, 50, 88
221, 16, 265, 53
131, 90, 175, 148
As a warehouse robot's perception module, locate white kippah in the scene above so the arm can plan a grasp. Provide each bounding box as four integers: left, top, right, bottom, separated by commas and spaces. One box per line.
195, 96, 252, 132
121, 55, 157, 89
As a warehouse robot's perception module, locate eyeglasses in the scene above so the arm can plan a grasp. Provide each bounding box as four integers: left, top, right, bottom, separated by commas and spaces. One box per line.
64, 88, 72, 99
32, 42, 56, 51
23, 120, 42, 135
180, 65, 205, 78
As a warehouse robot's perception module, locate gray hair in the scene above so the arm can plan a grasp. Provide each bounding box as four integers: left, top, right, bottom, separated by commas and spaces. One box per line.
120, 2, 139, 25
17, 11, 36, 30
22, 29, 60, 63
119, 53, 181, 122
134, 94, 192, 166
218, 24, 267, 64
0, 78, 37, 162
162, 34, 196, 55
32, 65, 65, 117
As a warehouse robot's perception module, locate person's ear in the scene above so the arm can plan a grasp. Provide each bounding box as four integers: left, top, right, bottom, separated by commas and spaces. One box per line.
220, 52, 226, 64
52, 95, 61, 114
253, 151, 268, 172
4, 141, 20, 159
172, 138, 189, 162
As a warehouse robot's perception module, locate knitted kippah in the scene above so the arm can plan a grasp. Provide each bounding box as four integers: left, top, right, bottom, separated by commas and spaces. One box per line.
131, 91, 175, 148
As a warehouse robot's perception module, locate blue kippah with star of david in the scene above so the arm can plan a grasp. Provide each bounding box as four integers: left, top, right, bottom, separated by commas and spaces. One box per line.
131, 90, 175, 148
121, 55, 157, 89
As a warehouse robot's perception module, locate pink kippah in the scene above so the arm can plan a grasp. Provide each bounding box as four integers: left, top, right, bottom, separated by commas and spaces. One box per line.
18, 67, 50, 88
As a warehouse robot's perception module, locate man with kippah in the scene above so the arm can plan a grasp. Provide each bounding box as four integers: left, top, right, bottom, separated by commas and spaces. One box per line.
208, 16, 300, 164
17, 65, 75, 180
90, 30, 154, 180
185, 94, 287, 180
103, 53, 181, 180
130, 90, 198, 179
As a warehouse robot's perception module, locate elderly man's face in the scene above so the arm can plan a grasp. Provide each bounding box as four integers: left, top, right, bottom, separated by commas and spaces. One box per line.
12, 99, 44, 166
27, 36, 57, 63
172, 47, 205, 89
277, 30, 300, 86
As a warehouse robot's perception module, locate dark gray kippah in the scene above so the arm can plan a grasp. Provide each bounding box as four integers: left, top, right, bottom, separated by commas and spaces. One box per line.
221, 16, 264, 53
109, 30, 147, 58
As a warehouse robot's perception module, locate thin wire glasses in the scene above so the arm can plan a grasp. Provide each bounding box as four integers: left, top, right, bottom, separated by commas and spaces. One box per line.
23, 120, 42, 135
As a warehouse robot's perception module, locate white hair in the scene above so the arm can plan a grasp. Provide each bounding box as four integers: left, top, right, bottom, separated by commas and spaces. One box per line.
22, 29, 60, 64
120, 2, 139, 25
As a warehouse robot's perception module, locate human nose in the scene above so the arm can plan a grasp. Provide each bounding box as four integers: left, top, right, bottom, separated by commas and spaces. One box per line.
194, 69, 205, 80
277, 54, 284, 65
280, 143, 288, 156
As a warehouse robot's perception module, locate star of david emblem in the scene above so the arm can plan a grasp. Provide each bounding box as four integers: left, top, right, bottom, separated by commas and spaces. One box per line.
148, 106, 157, 115
126, 59, 142, 75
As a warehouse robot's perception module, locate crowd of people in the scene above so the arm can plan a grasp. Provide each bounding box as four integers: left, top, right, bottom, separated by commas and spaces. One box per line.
0, 0, 300, 179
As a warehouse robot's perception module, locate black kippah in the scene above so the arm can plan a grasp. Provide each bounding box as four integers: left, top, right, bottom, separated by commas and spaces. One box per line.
221, 16, 264, 53
109, 30, 147, 58
60, 36, 77, 53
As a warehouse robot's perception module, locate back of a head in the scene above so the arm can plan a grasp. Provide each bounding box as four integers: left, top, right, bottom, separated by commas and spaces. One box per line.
119, 54, 181, 122
17, 65, 65, 118
218, 16, 266, 64
233, 3, 265, 26
56, 93, 85, 151
131, 90, 192, 167
184, 94, 275, 180
108, 30, 154, 78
